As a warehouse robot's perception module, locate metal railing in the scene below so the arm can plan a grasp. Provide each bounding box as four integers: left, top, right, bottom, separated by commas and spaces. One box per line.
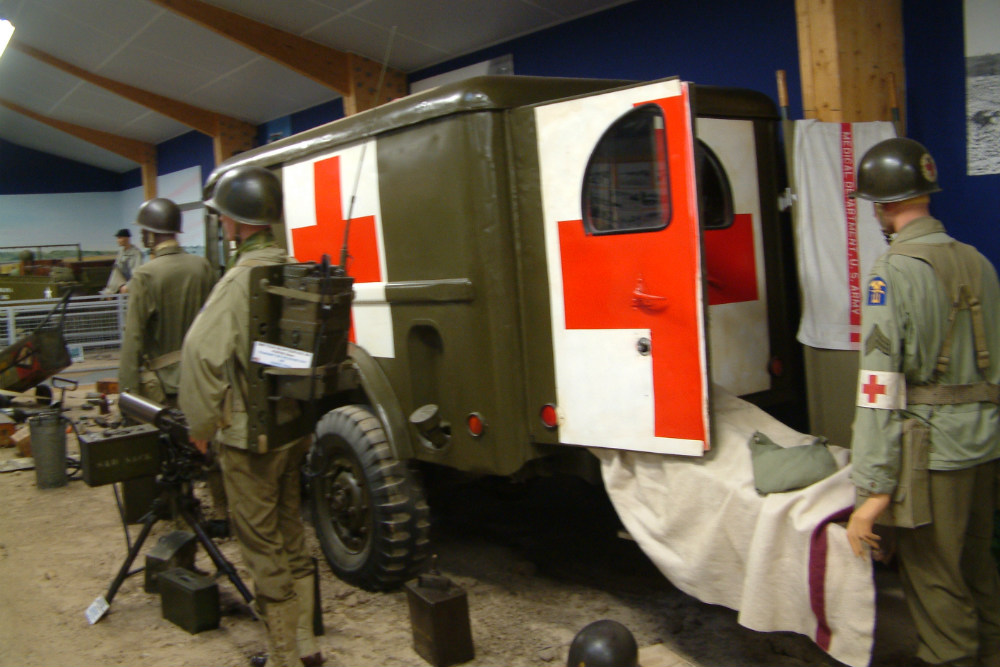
0, 294, 127, 351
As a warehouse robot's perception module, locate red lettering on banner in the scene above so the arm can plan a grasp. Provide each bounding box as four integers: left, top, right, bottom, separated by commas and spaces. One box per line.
862, 374, 886, 403
290, 155, 382, 283
841, 124, 861, 345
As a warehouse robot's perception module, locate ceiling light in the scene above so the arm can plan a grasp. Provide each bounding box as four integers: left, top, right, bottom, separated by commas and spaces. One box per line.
0, 20, 13, 58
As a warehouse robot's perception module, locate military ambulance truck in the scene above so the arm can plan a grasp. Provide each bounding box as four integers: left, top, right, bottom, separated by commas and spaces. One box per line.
204, 75, 804, 591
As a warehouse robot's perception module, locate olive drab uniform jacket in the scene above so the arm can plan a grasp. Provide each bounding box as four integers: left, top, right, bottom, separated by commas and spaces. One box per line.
119, 241, 214, 399
850, 216, 1000, 498
105, 244, 143, 295
179, 233, 297, 449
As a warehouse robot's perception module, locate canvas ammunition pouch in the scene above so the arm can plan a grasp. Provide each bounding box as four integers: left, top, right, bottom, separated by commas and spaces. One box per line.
860, 418, 932, 528
139, 370, 167, 404
137, 350, 182, 404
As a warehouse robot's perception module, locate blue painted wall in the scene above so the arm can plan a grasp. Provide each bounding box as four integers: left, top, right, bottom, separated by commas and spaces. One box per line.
904, 0, 998, 265
412, 0, 803, 115
0, 139, 123, 194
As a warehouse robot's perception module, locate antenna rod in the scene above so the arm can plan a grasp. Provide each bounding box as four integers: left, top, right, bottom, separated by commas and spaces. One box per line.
339, 26, 397, 270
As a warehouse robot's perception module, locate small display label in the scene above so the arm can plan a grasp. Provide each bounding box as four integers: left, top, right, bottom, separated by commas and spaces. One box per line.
251, 341, 313, 369
85, 595, 110, 624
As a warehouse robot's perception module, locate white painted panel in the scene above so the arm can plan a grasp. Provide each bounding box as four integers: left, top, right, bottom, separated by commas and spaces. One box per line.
698, 117, 771, 396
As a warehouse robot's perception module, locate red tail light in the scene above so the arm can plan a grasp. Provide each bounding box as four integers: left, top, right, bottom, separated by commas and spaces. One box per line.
540, 404, 559, 429
466, 413, 485, 437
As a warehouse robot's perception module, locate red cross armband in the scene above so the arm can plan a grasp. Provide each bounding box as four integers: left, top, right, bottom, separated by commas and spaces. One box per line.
856, 370, 907, 410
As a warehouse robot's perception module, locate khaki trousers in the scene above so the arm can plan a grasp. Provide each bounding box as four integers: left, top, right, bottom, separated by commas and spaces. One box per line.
218, 438, 312, 604
896, 461, 1000, 666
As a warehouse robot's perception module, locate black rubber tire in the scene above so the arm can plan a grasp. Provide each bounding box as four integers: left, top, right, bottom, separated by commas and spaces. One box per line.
308, 404, 430, 591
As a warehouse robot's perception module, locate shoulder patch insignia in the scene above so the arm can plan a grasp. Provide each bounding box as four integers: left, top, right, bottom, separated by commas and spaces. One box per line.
867, 276, 888, 306
864, 324, 891, 357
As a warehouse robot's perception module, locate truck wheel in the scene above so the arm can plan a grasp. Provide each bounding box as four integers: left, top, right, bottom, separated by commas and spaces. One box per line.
309, 404, 430, 591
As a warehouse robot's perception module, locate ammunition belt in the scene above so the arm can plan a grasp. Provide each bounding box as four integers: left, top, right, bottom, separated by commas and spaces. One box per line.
907, 381, 1000, 405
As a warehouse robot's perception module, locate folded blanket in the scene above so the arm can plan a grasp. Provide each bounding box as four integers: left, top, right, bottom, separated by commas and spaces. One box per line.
593, 386, 875, 667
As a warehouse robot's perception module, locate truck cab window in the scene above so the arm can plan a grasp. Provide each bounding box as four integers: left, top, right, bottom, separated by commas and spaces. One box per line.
697, 140, 734, 230
582, 104, 671, 235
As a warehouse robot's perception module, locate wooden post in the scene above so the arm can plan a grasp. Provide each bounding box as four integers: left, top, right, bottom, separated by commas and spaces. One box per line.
793, 0, 906, 448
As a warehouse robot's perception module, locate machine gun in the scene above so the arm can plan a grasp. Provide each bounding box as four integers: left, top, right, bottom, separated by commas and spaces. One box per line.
84, 392, 253, 624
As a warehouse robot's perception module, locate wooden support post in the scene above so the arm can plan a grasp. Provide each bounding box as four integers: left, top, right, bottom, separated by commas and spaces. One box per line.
141, 157, 158, 200
343, 53, 408, 116
793, 0, 906, 448
213, 117, 258, 165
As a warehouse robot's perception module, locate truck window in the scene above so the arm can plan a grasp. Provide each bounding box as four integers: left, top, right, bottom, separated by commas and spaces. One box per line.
696, 140, 734, 230
582, 104, 671, 235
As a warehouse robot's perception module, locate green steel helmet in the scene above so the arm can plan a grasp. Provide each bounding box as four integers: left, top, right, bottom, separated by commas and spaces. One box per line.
135, 197, 182, 233
567, 620, 639, 667
205, 165, 282, 226
850, 137, 942, 203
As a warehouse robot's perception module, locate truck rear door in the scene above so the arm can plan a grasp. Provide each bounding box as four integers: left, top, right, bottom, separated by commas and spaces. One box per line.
533, 78, 709, 456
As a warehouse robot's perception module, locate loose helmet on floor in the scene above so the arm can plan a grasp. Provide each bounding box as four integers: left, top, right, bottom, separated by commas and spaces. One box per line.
850, 137, 942, 203
204, 165, 282, 226
135, 197, 182, 234
567, 619, 640, 667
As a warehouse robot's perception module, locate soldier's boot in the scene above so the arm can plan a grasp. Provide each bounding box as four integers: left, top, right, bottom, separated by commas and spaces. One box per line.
294, 574, 324, 666
260, 598, 300, 667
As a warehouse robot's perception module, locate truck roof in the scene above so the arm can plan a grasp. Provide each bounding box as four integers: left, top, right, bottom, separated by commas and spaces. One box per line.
205, 75, 778, 193
205, 75, 633, 192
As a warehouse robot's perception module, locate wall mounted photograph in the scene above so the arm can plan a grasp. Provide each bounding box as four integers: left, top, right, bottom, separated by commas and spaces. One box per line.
965, 0, 1000, 175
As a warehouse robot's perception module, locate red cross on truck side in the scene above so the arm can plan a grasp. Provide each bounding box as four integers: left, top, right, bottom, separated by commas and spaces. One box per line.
290, 155, 382, 283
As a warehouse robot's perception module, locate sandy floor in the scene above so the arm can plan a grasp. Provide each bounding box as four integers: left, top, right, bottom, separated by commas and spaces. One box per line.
0, 383, 917, 667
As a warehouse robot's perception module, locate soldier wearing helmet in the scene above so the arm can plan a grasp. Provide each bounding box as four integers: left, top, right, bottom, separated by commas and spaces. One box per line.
180, 166, 322, 667
103, 227, 143, 295
845, 138, 1000, 666
119, 197, 214, 404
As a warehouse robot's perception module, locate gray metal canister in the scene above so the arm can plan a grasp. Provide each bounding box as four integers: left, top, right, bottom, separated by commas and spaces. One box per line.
29, 411, 67, 489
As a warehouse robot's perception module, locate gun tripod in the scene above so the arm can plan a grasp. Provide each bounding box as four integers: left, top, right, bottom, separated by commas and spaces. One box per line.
86, 475, 253, 624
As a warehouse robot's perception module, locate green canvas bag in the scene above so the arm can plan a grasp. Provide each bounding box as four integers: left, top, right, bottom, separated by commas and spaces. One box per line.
749, 431, 839, 495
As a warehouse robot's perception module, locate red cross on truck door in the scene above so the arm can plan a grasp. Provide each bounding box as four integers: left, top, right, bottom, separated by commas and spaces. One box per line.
534, 79, 710, 456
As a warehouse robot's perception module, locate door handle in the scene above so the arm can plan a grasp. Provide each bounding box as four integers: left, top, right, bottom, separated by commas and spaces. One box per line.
632, 285, 668, 312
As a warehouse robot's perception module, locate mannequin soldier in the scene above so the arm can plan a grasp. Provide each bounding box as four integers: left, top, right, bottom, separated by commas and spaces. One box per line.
179, 166, 322, 667
117, 198, 226, 532
845, 138, 1000, 667
118, 198, 214, 404
104, 228, 143, 295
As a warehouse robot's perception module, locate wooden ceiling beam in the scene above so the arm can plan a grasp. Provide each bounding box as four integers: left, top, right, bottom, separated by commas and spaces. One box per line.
147, 0, 406, 113
148, 0, 352, 93
9, 38, 257, 150
0, 97, 156, 164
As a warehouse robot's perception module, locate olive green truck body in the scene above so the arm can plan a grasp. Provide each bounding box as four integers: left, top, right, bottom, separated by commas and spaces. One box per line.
206, 75, 804, 589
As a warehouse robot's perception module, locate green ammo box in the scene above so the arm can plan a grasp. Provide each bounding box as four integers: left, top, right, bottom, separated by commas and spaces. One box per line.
159, 567, 220, 634
78, 423, 162, 487
144, 531, 197, 593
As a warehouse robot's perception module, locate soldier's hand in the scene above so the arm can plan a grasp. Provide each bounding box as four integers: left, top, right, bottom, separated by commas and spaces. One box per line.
191, 438, 209, 454
846, 494, 891, 557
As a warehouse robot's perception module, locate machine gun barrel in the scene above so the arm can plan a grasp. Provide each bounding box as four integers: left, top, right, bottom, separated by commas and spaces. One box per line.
118, 391, 168, 425
118, 392, 195, 457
